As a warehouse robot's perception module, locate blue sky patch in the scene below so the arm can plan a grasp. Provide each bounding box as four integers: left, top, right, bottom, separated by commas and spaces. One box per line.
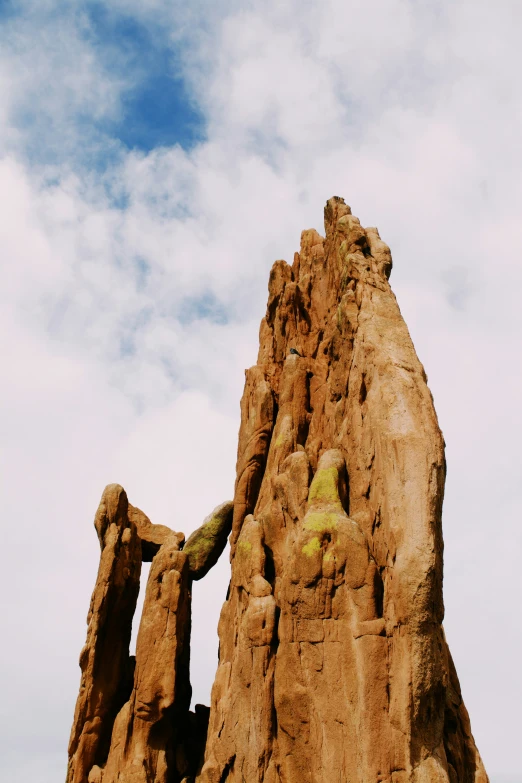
1, 2, 205, 167
179, 292, 229, 325
85, 3, 205, 153
0, 0, 17, 19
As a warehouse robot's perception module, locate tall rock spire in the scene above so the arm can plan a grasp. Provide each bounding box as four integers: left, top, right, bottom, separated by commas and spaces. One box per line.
67, 198, 488, 783
200, 197, 488, 783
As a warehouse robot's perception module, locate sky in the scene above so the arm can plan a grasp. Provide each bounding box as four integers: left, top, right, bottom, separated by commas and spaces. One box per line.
0, 1, 520, 782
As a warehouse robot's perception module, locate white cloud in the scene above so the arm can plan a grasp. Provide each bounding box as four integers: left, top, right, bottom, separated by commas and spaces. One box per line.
0, 0, 520, 779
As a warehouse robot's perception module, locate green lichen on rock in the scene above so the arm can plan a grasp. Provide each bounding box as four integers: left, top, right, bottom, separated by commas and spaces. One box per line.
183, 501, 234, 580
302, 536, 321, 557
237, 539, 253, 555
303, 511, 339, 533
339, 258, 351, 295
308, 467, 342, 507
274, 414, 292, 448
275, 431, 286, 448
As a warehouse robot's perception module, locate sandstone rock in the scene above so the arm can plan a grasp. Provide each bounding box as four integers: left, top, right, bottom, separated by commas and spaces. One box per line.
129, 504, 185, 562
102, 538, 191, 782
199, 197, 489, 783
184, 501, 234, 580
68, 494, 228, 783
68, 197, 488, 783
231, 366, 274, 549
66, 485, 141, 783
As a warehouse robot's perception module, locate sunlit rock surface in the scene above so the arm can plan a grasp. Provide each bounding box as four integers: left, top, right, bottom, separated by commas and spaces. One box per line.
201, 198, 488, 783
67, 198, 488, 783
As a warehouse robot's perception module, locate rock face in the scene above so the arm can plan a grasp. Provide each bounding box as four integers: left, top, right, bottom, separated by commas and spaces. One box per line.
67, 490, 232, 783
100, 539, 191, 783
200, 198, 488, 783
68, 198, 488, 783
67, 485, 141, 783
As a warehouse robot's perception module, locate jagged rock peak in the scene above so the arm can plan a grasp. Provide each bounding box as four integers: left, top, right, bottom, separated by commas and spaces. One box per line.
202, 197, 489, 783
67, 198, 488, 783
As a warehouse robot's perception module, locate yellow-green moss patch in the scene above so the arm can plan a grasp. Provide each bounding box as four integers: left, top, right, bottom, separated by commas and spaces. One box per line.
304, 511, 339, 533
308, 467, 342, 506
183, 502, 234, 580
302, 537, 321, 556
275, 431, 286, 447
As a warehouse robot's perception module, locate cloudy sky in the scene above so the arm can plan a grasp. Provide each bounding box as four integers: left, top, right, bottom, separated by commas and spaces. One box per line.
0, 1, 520, 781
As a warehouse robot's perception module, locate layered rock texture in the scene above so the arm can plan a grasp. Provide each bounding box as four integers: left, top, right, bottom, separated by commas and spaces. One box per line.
68, 198, 488, 783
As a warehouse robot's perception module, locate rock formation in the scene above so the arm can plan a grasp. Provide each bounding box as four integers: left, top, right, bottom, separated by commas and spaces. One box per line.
67, 490, 232, 783
68, 198, 488, 783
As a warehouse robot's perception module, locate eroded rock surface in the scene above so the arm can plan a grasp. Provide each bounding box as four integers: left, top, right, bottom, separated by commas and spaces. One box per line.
199, 198, 488, 783
68, 489, 230, 783
101, 539, 191, 783
67, 485, 141, 783
68, 197, 488, 783
129, 504, 185, 562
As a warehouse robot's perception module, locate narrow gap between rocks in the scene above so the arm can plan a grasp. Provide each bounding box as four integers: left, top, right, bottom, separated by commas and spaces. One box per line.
130, 561, 151, 655
189, 541, 231, 709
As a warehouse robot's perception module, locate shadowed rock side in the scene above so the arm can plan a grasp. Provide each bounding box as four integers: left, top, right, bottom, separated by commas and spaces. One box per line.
200, 198, 488, 783
67, 491, 232, 783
